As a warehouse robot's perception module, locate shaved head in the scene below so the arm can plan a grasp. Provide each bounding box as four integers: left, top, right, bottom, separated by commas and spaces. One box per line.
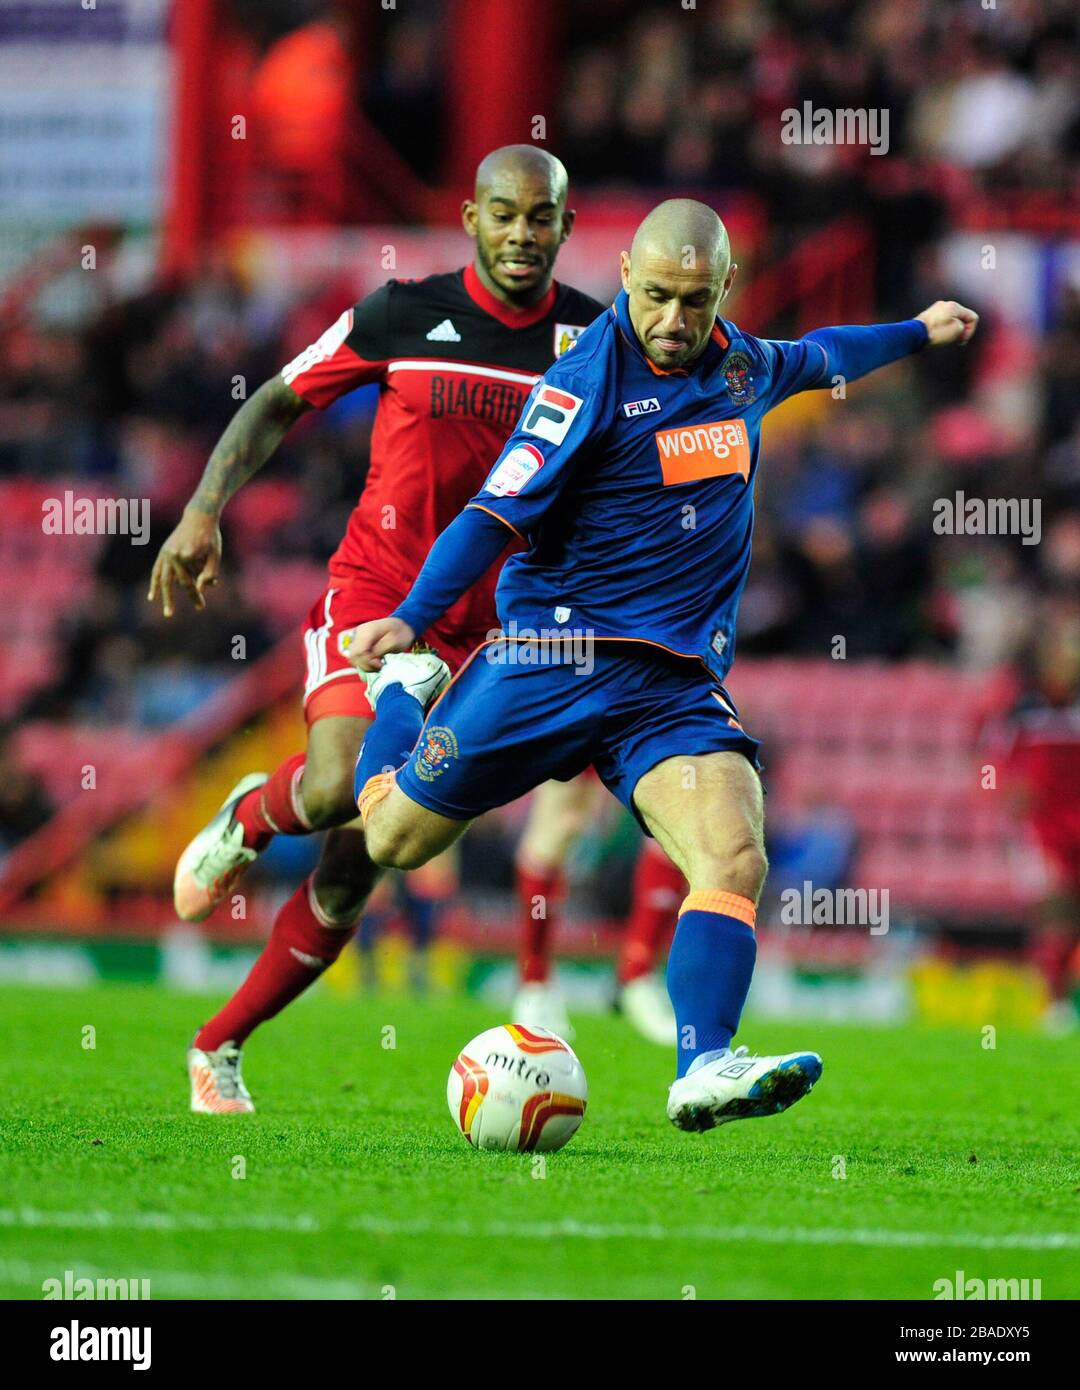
475, 145, 568, 206
629, 199, 731, 286
463, 145, 575, 307
620, 199, 737, 370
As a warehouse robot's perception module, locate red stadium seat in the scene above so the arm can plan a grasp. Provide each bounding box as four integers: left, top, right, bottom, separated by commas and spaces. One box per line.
733, 656, 1032, 921
227, 481, 304, 557
239, 559, 326, 628
11, 722, 151, 805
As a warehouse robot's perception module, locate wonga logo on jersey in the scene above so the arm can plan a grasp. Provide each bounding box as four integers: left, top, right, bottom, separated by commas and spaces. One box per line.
654, 418, 751, 486
523, 385, 584, 445
486, 443, 544, 497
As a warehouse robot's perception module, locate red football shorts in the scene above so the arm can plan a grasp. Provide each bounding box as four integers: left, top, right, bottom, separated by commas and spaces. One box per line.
301, 583, 490, 725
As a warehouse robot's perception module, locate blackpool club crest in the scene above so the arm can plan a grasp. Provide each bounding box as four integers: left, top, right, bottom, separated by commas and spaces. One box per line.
414, 725, 460, 782
720, 349, 755, 405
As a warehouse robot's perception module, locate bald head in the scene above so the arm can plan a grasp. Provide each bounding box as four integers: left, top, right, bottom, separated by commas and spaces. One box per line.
629, 199, 731, 284
620, 199, 737, 370
463, 145, 575, 307
475, 145, 568, 205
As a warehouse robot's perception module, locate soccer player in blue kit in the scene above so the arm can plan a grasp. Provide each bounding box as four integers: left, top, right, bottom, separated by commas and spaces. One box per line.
343, 199, 979, 1132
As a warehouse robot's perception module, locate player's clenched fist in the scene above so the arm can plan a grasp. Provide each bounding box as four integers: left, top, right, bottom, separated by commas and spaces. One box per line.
147, 507, 222, 618
343, 617, 416, 672
915, 300, 979, 348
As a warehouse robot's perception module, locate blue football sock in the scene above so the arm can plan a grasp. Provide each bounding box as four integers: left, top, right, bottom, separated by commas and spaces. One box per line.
353, 683, 425, 803
666, 894, 758, 1078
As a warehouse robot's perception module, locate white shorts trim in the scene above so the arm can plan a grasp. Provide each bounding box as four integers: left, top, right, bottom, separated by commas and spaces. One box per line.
302, 589, 363, 702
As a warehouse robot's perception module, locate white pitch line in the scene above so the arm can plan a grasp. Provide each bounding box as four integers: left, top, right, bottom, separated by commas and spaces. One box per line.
1, 1208, 1076, 1251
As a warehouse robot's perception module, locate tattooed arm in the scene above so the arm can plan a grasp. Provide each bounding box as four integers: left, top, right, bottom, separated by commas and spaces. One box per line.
148, 375, 310, 617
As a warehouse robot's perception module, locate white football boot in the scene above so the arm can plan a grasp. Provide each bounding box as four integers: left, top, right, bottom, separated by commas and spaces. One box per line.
667, 1045, 823, 1132
618, 974, 677, 1046
1042, 999, 1078, 1036
512, 981, 575, 1042
173, 773, 268, 923
188, 1041, 255, 1115
359, 649, 450, 711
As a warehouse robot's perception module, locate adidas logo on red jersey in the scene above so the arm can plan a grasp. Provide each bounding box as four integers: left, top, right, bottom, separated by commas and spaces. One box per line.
426, 318, 462, 342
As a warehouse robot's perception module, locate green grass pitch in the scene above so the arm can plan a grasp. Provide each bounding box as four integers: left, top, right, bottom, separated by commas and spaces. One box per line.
1, 982, 1077, 1300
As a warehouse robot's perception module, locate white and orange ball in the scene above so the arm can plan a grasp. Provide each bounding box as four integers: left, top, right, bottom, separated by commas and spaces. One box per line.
447, 1024, 588, 1153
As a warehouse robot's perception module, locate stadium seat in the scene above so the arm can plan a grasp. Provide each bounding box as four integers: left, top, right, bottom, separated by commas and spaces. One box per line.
732, 657, 1026, 920
11, 722, 151, 806
239, 559, 327, 628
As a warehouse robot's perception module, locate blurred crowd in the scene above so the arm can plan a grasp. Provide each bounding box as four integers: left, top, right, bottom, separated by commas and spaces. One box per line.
742, 279, 1080, 679
555, 1, 1078, 208
1, 260, 370, 736
356, 0, 1079, 313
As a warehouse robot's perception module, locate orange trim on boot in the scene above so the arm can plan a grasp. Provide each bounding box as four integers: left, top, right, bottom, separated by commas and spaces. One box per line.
357, 770, 396, 826
678, 890, 756, 929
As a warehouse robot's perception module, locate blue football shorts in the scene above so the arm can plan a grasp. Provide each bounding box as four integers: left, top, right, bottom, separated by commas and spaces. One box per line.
394, 638, 762, 833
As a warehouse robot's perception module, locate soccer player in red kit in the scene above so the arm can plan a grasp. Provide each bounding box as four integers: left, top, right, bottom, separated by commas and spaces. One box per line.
148, 145, 603, 1113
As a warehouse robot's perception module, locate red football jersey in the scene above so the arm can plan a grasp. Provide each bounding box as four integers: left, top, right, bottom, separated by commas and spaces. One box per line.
281, 265, 604, 645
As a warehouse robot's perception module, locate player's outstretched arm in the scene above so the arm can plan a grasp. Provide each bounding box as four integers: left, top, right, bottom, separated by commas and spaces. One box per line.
148, 375, 310, 617
914, 300, 979, 347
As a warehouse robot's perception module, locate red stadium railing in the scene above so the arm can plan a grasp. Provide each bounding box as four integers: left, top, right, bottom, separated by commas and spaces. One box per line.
0, 636, 301, 914
736, 218, 875, 336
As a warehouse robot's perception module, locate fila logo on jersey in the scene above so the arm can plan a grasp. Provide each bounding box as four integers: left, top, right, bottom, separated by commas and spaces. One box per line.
554, 323, 586, 357
523, 385, 584, 445
486, 442, 544, 497
426, 319, 462, 342
623, 397, 661, 417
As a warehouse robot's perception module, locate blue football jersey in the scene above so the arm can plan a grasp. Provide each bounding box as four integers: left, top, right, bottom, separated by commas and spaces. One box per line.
466, 289, 829, 682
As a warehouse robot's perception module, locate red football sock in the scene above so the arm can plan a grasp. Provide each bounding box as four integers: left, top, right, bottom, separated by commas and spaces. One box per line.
516, 860, 565, 984
194, 877, 356, 1050
233, 752, 310, 850
618, 840, 685, 985
1028, 929, 1078, 1002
